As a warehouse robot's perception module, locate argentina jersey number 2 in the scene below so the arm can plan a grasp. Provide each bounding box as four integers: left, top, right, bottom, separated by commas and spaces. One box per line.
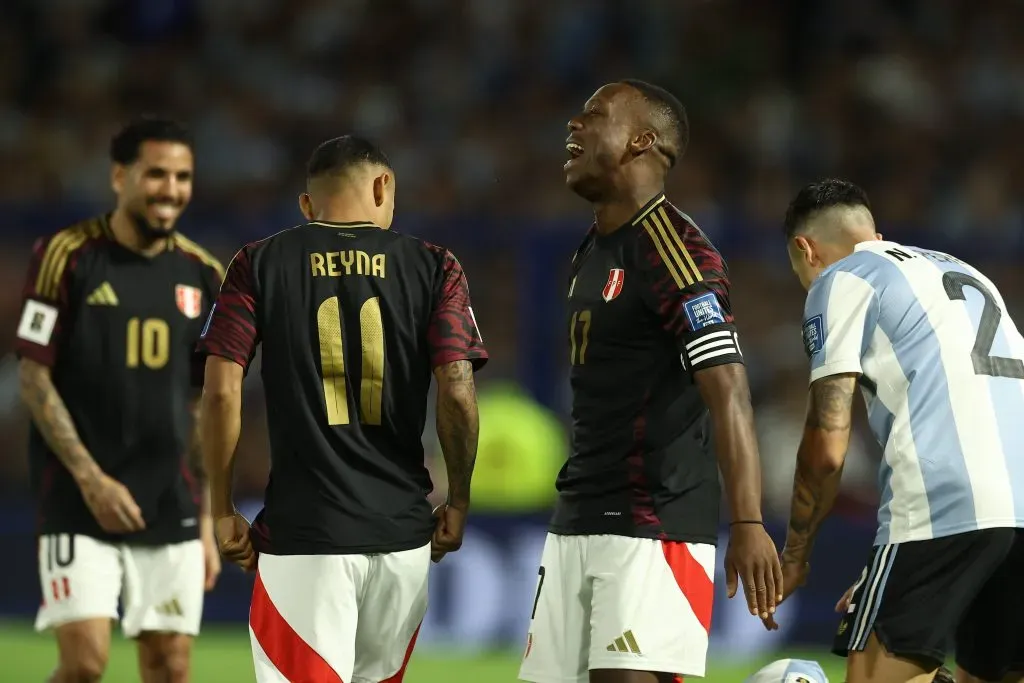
942, 271, 1024, 379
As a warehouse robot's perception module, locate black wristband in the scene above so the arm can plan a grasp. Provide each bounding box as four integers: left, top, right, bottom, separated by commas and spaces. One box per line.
729, 520, 764, 526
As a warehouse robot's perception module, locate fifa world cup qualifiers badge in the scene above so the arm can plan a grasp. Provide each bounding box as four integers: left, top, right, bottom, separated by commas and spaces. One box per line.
683, 292, 725, 331
802, 315, 824, 357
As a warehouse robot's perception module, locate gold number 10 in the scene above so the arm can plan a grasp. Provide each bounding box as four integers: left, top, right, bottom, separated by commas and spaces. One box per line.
126, 317, 169, 369
317, 296, 386, 426
569, 309, 591, 365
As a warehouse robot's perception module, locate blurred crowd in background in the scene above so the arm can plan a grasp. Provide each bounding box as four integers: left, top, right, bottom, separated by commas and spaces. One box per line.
2, 0, 1024, 544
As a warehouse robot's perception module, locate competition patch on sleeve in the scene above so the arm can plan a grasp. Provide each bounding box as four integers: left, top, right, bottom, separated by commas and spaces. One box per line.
683, 291, 726, 331
802, 315, 824, 357
17, 300, 58, 346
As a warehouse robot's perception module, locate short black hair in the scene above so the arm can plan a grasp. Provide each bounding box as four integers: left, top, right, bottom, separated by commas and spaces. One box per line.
783, 178, 872, 238
307, 135, 392, 181
109, 117, 192, 165
619, 79, 689, 167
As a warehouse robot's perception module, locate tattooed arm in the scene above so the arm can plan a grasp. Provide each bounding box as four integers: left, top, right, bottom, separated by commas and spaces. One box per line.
433, 360, 479, 510
782, 373, 858, 565
19, 358, 145, 532
19, 358, 101, 485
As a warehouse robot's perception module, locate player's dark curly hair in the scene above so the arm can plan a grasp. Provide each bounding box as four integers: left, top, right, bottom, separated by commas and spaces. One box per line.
620, 79, 689, 167
307, 135, 392, 180
784, 178, 872, 238
109, 117, 192, 165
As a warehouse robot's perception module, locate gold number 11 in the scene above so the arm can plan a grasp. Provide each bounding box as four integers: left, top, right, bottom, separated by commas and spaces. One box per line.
317, 296, 386, 426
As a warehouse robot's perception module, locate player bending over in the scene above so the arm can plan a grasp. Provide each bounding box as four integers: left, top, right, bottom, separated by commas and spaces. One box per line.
518, 80, 781, 683
16, 118, 223, 683
771, 179, 1024, 683
197, 135, 487, 683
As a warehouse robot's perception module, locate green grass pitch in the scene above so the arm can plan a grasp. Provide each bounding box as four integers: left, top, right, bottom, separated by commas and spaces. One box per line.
0, 621, 846, 681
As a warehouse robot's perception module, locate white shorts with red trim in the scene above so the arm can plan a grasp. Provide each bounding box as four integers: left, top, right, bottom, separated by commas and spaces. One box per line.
34, 534, 204, 638
249, 543, 429, 683
518, 533, 715, 683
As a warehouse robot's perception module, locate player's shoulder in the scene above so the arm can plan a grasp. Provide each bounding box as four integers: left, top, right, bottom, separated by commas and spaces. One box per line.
411, 236, 462, 273
31, 215, 112, 298
34, 214, 110, 255
630, 195, 725, 282
819, 241, 913, 289
171, 232, 225, 282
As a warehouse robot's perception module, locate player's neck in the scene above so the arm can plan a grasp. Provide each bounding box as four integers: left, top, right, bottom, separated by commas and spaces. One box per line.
592, 185, 665, 235
311, 199, 384, 228
109, 209, 171, 257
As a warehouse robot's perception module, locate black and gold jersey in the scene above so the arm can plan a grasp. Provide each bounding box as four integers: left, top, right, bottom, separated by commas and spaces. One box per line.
16, 215, 224, 545
552, 194, 744, 544
196, 221, 488, 555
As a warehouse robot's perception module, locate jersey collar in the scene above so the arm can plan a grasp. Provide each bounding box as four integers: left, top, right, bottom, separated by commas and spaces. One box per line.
628, 192, 667, 227
593, 192, 668, 244
309, 220, 380, 229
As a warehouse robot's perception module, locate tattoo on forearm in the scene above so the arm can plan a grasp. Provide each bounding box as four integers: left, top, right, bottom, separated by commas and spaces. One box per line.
19, 361, 98, 482
786, 461, 844, 561
435, 360, 478, 508
806, 376, 855, 432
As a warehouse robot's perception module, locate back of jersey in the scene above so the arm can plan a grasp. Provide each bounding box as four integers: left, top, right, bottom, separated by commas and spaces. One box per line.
803, 240, 1024, 545
198, 220, 487, 554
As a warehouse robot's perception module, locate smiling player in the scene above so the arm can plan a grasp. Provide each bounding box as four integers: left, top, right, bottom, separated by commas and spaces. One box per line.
16, 118, 223, 683
519, 80, 780, 683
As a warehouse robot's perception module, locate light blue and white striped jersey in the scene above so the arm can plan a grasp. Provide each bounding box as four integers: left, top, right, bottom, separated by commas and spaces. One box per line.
803, 240, 1024, 545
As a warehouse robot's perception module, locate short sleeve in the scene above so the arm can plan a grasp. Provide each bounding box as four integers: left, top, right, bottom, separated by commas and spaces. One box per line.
426, 250, 488, 371
636, 211, 743, 372
194, 245, 259, 376
803, 269, 878, 384
199, 258, 225, 320
15, 236, 74, 367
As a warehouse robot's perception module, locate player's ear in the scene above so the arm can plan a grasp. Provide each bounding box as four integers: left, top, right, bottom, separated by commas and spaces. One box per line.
793, 235, 818, 265
298, 193, 315, 221
874, 232, 884, 241
629, 130, 657, 156
372, 172, 391, 208
111, 164, 125, 195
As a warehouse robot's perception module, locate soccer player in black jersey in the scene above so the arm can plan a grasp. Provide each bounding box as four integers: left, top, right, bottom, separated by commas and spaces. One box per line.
15, 118, 224, 683
519, 81, 782, 683
197, 135, 487, 683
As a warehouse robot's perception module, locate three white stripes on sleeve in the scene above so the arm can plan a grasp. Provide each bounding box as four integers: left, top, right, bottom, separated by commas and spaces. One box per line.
685, 330, 742, 369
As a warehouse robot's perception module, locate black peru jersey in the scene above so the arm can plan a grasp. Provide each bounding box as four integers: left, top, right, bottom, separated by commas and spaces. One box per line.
196, 221, 488, 555
15, 215, 224, 545
551, 194, 744, 544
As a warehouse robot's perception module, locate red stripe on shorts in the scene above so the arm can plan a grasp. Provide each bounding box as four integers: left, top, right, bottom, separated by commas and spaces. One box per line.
250, 571, 343, 683
380, 623, 421, 683
661, 541, 714, 633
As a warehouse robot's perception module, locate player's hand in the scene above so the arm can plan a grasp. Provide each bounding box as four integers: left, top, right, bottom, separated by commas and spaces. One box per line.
760, 551, 810, 631
430, 503, 467, 563
214, 512, 257, 572
200, 516, 222, 591
834, 580, 856, 614
80, 472, 146, 533
724, 522, 784, 621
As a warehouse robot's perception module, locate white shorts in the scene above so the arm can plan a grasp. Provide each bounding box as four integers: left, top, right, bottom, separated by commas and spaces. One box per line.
519, 533, 716, 683
35, 534, 204, 638
250, 543, 430, 683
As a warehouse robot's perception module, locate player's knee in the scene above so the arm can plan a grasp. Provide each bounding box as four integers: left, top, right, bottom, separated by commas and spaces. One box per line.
55, 626, 110, 683
138, 633, 191, 681
56, 654, 108, 683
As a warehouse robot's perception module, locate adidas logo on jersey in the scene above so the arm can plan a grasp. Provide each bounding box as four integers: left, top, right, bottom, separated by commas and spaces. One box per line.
155, 598, 184, 617
605, 629, 642, 655
86, 282, 119, 306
